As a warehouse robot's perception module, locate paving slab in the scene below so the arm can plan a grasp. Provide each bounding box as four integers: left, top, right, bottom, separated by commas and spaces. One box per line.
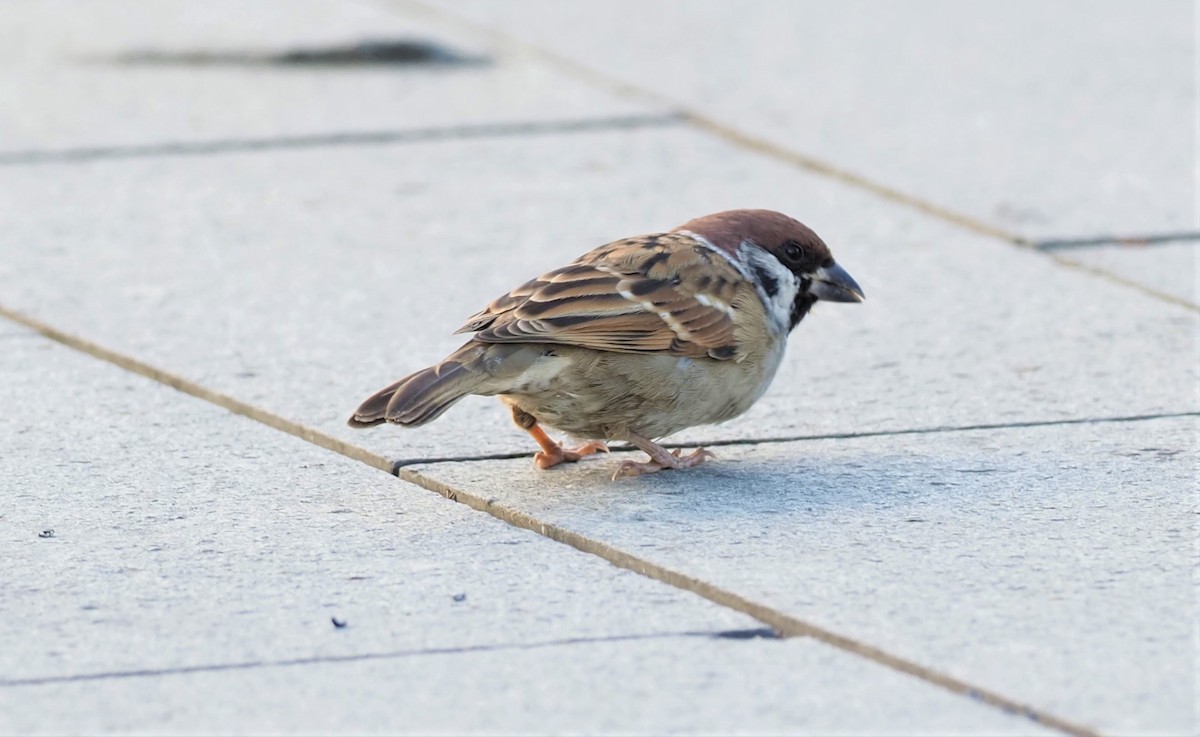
0, 326, 762, 679
0, 324, 1049, 735
4, 3, 1193, 735
405, 416, 1200, 736
1, 128, 1195, 465
1061, 241, 1199, 306
0, 0, 662, 154
433, 0, 1196, 240
0, 637, 1051, 736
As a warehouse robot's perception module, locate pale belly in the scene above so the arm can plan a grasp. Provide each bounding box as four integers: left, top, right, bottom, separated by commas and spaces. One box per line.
498, 340, 786, 441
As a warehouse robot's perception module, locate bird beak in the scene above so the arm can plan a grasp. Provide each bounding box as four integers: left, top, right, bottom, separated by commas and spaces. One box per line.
810, 262, 864, 303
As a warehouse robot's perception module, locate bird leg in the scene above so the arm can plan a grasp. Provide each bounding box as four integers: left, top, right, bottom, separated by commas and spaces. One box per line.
510, 406, 608, 470
614, 432, 716, 479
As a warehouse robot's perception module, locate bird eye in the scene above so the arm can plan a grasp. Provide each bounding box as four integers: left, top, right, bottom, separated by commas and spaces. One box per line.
782, 241, 803, 262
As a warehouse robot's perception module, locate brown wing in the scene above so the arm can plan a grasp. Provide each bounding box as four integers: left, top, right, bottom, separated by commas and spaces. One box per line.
456, 233, 748, 360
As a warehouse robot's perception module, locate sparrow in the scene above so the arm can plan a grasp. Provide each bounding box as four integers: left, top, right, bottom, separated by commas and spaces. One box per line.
349, 209, 863, 478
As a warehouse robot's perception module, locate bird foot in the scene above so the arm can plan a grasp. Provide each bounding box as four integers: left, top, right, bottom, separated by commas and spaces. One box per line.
533, 440, 609, 470
613, 447, 716, 479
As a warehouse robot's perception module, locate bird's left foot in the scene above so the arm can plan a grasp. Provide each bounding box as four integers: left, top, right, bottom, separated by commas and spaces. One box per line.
511, 406, 608, 470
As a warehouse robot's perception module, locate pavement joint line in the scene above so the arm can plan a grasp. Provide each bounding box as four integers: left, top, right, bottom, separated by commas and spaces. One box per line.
0, 302, 1101, 737
0, 113, 686, 167
1034, 232, 1200, 251
0, 304, 395, 473
669, 411, 1200, 449
390, 410, 1200, 469
0, 629, 759, 689
1043, 252, 1199, 311
390, 0, 1200, 315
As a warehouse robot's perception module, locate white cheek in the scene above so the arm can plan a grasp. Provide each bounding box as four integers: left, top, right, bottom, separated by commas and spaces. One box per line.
739, 244, 800, 335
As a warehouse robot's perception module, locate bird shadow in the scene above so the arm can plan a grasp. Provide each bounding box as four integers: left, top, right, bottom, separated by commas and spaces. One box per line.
445, 444, 1007, 527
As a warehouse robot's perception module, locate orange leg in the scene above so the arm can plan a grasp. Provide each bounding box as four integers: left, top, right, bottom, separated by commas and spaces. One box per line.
614, 432, 716, 479
511, 406, 608, 470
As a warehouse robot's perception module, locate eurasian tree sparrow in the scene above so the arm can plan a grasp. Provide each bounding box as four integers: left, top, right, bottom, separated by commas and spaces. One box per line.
350, 209, 863, 478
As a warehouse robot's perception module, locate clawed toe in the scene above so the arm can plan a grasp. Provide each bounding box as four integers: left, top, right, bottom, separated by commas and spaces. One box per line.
566, 440, 609, 459
612, 446, 716, 479
533, 440, 608, 470
613, 459, 665, 479
682, 448, 716, 464
533, 450, 561, 470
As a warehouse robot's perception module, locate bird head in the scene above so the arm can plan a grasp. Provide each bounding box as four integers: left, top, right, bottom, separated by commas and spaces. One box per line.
674, 209, 864, 332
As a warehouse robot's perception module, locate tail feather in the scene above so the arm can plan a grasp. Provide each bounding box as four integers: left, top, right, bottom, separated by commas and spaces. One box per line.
348, 348, 483, 428
387, 360, 474, 426
346, 376, 405, 428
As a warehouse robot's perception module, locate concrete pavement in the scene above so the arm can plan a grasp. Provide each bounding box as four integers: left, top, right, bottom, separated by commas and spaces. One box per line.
1, 1, 1196, 734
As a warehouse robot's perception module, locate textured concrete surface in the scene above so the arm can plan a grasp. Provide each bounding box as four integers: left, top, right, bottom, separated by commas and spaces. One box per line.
0, 331, 1047, 734
2, 0, 1195, 733
407, 417, 1200, 734
434, 0, 1196, 240
0, 329, 758, 674
1063, 240, 1199, 306
1, 637, 1051, 736
0, 0, 662, 153
1, 128, 1195, 466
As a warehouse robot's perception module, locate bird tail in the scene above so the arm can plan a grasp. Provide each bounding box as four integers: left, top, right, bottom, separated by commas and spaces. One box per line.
347, 344, 485, 428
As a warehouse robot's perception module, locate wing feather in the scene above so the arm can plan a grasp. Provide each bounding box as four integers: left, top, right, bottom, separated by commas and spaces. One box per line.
456, 233, 748, 360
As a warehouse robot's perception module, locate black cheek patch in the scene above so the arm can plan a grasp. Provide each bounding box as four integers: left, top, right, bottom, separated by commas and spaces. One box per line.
790, 295, 816, 331
749, 262, 779, 299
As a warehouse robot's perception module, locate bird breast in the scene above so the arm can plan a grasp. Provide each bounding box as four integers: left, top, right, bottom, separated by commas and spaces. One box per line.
498, 337, 787, 441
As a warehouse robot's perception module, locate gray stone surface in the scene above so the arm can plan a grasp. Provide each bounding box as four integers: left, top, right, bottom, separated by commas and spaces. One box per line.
435, 0, 1197, 240
1063, 241, 1199, 306
0, 327, 757, 677
4, 2, 1196, 732
407, 417, 1200, 735
0, 0, 661, 153
1, 0, 446, 59
1, 129, 1195, 465
0, 326, 1049, 735
0, 637, 1050, 736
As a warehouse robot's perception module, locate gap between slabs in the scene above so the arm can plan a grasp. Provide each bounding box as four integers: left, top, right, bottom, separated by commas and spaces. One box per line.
391, 410, 1200, 469
0, 629, 775, 689
0, 113, 685, 167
